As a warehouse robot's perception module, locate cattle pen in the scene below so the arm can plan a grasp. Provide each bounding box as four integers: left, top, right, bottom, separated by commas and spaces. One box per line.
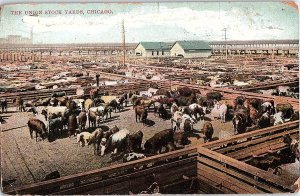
3, 120, 299, 194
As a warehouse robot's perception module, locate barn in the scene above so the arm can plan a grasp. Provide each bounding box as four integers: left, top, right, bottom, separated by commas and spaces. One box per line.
134, 42, 171, 57
170, 40, 212, 58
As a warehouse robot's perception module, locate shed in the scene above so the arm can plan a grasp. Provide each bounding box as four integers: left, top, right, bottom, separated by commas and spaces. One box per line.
135, 42, 171, 57
170, 40, 212, 58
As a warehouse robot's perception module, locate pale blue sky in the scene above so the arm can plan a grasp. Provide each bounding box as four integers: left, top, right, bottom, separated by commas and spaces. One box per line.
0, 2, 298, 43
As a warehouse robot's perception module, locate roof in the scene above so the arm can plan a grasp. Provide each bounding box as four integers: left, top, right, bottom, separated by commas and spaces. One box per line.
174, 40, 212, 50
136, 42, 171, 50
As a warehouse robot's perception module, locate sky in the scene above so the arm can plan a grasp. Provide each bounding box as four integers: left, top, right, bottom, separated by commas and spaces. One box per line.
0, 1, 298, 44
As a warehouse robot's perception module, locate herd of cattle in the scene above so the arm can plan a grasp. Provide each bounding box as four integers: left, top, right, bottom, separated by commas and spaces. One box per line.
258, 85, 299, 99
1, 86, 299, 163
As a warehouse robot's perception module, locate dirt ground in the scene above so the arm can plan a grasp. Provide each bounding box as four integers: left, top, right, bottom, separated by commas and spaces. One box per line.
0, 104, 234, 189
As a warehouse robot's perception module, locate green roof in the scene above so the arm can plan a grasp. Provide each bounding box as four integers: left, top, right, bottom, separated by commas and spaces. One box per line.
137, 42, 171, 50
175, 40, 212, 50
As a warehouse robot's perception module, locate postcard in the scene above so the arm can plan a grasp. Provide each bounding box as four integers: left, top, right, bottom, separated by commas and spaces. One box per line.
0, 1, 299, 194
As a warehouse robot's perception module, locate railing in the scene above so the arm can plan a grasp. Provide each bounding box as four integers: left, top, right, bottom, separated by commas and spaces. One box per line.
4, 147, 198, 195
202, 121, 299, 159
197, 147, 293, 194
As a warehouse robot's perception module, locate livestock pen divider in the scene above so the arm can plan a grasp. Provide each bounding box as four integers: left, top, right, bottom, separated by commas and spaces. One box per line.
4, 121, 297, 195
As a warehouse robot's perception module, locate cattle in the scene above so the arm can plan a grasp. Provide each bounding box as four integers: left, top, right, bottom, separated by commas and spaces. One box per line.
171, 102, 179, 115
88, 128, 105, 155
232, 112, 248, 135
247, 98, 263, 111
89, 105, 112, 121
84, 99, 94, 111
67, 114, 78, 137
182, 118, 193, 133
50, 97, 59, 107
77, 111, 87, 132
259, 89, 277, 96
77, 132, 92, 147
144, 129, 174, 154
176, 94, 197, 106
202, 122, 214, 143
188, 103, 206, 121
178, 86, 195, 97
123, 152, 146, 163
66, 100, 77, 110
282, 134, 299, 162
257, 112, 272, 129
261, 101, 275, 115
0, 99, 8, 113
92, 98, 105, 107
244, 99, 259, 126
0, 116, 6, 124
276, 86, 290, 96
88, 111, 101, 127
104, 125, 120, 140
105, 129, 130, 155
154, 103, 168, 119
211, 102, 227, 123
127, 130, 143, 152
46, 106, 68, 120
13, 97, 25, 112
234, 96, 246, 110
28, 118, 48, 142
247, 154, 281, 171
173, 130, 189, 146
135, 105, 148, 125
276, 103, 294, 119
206, 92, 223, 101
272, 112, 284, 125
197, 96, 214, 108
108, 99, 121, 113
48, 116, 64, 138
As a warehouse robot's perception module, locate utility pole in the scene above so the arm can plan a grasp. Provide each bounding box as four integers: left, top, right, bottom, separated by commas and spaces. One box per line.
223, 28, 227, 59
121, 19, 126, 67
30, 26, 33, 44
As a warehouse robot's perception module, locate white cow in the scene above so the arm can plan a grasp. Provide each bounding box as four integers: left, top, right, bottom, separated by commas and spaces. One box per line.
211, 103, 227, 123
77, 132, 92, 147
272, 112, 284, 125
46, 106, 68, 118
277, 86, 290, 96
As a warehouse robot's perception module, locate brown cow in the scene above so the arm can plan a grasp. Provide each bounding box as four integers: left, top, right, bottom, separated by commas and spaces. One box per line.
202, 122, 214, 143
67, 114, 78, 137
135, 105, 148, 125
77, 111, 87, 132
144, 129, 174, 154
28, 118, 48, 142
127, 130, 143, 152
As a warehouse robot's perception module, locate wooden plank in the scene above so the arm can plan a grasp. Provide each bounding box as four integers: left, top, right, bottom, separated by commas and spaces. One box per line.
54, 157, 196, 195
197, 156, 283, 193
4, 147, 197, 194
227, 132, 298, 160
197, 165, 263, 194
217, 128, 298, 154
197, 146, 292, 190
197, 176, 227, 194
202, 121, 299, 149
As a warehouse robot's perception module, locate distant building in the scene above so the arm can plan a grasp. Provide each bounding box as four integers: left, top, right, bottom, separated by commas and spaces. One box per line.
0, 35, 32, 44
135, 42, 171, 57
170, 40, 212, 58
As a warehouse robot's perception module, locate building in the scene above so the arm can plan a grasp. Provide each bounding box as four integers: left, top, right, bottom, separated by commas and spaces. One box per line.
135, 42, 171, 57
0, 35, 32, 45
170, 40, 212, 58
